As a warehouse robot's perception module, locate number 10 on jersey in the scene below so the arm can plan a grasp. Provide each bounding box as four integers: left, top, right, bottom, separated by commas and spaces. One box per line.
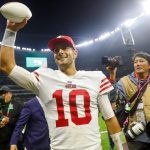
53, 89, 92, 127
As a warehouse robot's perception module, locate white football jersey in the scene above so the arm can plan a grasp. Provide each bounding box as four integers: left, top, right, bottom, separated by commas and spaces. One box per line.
9, 66, 113, 150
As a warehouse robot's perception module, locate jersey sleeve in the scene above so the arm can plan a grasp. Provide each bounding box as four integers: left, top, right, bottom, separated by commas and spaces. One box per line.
98, 94, 115, 120
9, 65, 39, 95
99, 71, 114, 95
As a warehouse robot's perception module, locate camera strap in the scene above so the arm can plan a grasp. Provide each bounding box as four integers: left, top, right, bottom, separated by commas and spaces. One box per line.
121, 80, 149, 132
6, 102, 13, 117
129, 77, 150, 116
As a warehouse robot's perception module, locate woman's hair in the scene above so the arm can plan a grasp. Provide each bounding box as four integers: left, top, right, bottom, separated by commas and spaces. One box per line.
132, 52, 150, 64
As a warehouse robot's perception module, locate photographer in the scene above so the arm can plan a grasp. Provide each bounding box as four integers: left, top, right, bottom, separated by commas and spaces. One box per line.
107, 52, 150, 150
0, 86, 23, 150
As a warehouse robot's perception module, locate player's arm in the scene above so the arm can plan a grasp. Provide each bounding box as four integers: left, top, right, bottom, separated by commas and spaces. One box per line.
0, 19, 27, 75
98, 94, 129, 150
0, 20, 39, 94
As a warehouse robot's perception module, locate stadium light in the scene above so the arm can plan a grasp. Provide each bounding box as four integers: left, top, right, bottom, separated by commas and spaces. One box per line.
99, 32, 111, 40
76, 40, 94, 48
122, 18, 137, 27
14, 46, 21, 50
40, 48, 50, 52
142, 0, 150, 14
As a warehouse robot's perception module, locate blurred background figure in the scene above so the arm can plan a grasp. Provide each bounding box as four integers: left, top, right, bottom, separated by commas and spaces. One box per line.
10, 97, 50, 150
0, 86, 23, 150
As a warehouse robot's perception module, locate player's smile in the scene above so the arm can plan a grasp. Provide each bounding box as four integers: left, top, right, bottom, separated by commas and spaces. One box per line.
55, 54, 68, 63
56, 55, 67, 60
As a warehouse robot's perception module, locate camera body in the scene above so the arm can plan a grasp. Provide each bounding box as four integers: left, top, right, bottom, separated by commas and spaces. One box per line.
101, 56, 123, 69
125, 122, 145, 140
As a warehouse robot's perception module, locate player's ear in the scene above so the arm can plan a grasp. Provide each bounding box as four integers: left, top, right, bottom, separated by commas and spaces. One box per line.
73, 50, 78, 59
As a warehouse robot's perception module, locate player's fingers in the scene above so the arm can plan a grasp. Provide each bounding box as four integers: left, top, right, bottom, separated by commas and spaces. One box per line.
6, 18, 28, 32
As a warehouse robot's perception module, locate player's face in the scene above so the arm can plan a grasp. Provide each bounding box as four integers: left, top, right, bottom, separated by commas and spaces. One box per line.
134, 56, 150, 75
53, 43, 77, 68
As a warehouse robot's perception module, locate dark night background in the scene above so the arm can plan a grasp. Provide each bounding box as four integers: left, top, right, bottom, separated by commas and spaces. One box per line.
0, 0, 150, 74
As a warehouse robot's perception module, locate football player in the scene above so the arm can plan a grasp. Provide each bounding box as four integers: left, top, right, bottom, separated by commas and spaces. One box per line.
0, 19, 128, 150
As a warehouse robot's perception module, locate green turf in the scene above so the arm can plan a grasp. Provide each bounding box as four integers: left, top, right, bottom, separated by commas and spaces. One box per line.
99, 114, 111, 150
99, 114, 117, 150
101, 132, 111, 150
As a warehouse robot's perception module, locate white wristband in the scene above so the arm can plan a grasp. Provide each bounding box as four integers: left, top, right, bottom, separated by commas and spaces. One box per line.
1, 28, 17, 48
110, 131, 127, 150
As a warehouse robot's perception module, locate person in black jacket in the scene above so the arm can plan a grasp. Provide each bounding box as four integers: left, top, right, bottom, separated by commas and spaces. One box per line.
10, 97, 50, 150
0, 86, 23, 150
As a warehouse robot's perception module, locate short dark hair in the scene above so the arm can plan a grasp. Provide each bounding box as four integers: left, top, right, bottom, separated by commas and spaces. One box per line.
132, 52, 150, 64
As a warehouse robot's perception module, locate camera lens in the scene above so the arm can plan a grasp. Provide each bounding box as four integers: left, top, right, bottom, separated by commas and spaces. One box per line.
125, 122, 145, 140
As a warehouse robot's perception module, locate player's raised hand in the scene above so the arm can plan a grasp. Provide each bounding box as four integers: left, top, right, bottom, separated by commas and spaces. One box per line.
6, 19, 28, 32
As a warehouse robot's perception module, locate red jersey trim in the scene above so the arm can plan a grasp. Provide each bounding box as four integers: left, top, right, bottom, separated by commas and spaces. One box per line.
99, 84, 112, 93
33, 71, 39, 81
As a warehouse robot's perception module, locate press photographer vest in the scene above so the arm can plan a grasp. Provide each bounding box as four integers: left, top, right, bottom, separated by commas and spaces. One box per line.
121, 76, 150, 128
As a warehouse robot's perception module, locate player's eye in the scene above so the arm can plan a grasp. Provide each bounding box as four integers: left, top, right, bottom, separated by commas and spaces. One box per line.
53, 48, 59, 54
54, 46, 69, 53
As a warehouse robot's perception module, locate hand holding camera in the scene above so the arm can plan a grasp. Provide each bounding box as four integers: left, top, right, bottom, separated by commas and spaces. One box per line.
125, 122, 145, 140
102, 56, 123, 81
106, 66, 117, 81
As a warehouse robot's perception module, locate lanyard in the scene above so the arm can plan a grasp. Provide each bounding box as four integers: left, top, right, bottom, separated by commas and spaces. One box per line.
137, 75, 150, 98
3, 102, 13, 117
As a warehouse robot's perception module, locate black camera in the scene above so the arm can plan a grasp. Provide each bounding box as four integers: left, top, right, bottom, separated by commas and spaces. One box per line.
125, 122, 145, 140
101, 56, 123, 69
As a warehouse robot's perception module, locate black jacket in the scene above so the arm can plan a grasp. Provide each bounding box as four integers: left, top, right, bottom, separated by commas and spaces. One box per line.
0, 98, 23, 143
